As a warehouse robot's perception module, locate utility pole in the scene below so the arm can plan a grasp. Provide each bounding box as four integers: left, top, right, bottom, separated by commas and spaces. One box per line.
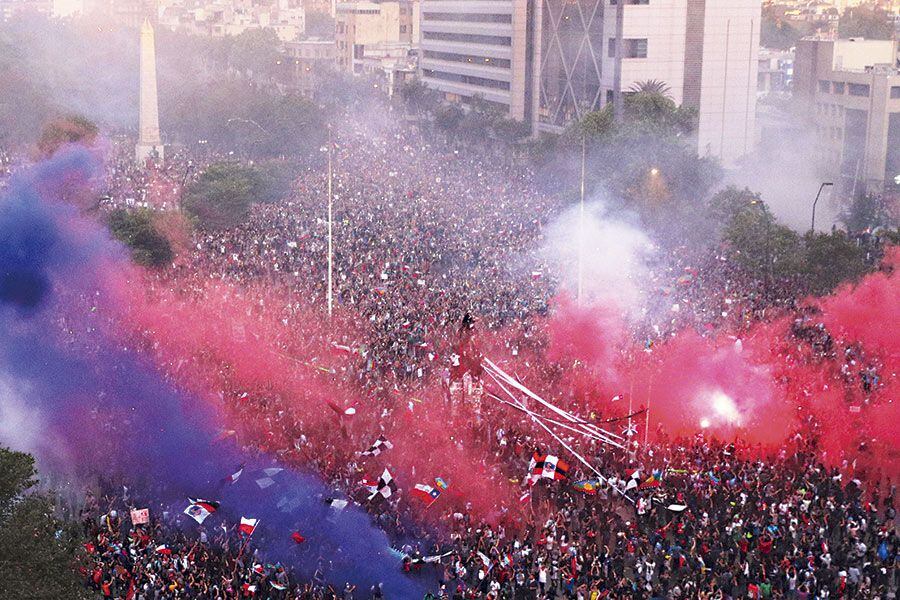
326, 125, 334, 319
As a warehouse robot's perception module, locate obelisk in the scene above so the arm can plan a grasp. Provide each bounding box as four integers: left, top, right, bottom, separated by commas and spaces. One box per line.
135, 17, 164, 164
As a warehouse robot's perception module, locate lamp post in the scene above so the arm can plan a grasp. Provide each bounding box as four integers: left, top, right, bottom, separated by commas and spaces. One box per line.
810, 182, 833, 233
326, 125, 334, 319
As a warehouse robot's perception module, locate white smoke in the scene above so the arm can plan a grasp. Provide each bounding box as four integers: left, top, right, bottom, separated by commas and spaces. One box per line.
541, 198, 656, 318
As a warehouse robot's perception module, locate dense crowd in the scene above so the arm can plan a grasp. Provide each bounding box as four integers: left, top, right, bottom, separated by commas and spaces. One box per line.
10, 110, 896, 599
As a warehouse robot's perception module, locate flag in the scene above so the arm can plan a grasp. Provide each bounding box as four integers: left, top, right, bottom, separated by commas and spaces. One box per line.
477, 551, 491, 569
368, 468, 398, 500
255, 477, 276, 489
707, 471, 720, 485
640, 470, 662, 489
224, 466, 243, 484
130, 508, 149, 525
291, 531, 306, 544
184, 498, 220, 525
271, 582, 288, 591
530, 453, 569, 483
325, 498, 348, 511
239, 517, 259, 536
360, 475, 378, 492
572, 479, 601, 495
242, 583, 257, 594
667, 504, 688, 512
411, 483, 442, 507
155, 544, 171, 555
252, 564, 266, 575
625, 469, 641, 491
434, 477, 449, 491
519, 490, 531, 504
361, 435, 393, 457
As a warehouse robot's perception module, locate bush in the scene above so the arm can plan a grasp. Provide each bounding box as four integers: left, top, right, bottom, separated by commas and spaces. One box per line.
107, 208, 174, 268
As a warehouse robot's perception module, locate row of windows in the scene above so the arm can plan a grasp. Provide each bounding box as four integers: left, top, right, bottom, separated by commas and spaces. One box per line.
610, 0, 650, 5
818, 79, 869, 97
422, 68, 511, 90
423, 31, 512, 46
422, 11, 512, 23
819, 82, 900, 99
607, 38, 647, 58
423, 49, 511, 69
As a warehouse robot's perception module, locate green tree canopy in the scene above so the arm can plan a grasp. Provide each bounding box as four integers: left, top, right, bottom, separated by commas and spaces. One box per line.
107, 208, 175, 268
838, 6, 894, 39
802, 230, 870, 294
182, 163, 277, 230
0, 447, 91, 599
36, 115, 98, 158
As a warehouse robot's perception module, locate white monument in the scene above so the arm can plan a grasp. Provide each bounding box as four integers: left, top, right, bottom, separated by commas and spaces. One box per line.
136, 18, 164, 164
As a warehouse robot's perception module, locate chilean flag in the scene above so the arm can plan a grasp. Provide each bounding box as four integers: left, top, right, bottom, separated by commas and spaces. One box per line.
239, 517, 259, 536
411, 483, 441, 507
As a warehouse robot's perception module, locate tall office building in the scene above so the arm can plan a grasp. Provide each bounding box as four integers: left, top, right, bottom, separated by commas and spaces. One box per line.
419, 0, 536, 121
420, 0, 761, 164
794, 37, 900, 194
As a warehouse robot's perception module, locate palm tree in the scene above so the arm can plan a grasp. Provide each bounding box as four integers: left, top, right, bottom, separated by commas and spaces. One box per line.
628, 79, 672, 98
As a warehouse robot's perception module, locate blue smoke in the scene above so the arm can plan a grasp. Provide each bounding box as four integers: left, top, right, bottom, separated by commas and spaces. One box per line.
0, 148, 422, 596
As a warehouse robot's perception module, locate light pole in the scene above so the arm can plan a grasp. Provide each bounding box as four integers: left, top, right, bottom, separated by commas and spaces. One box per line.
577, 134, 586, 304
810, 182, 833, 233
326, 125, 334, 319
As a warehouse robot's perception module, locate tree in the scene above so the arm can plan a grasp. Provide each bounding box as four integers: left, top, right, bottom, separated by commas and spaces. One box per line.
182, 163, 274, 230
841, 192, 893, 232
36, 115, 98, 158
227, 28, 282, 78
802, 231, 870, 294
723, 201, 804, 280
107, 208, 175, 268
0, 447, 91, 599
628, 79, 672, 98
761, 16, 803, 50
399, 78, 441, 115
838, 6, 894, 39
707, 187, 764, 229
433, 104, 463, 134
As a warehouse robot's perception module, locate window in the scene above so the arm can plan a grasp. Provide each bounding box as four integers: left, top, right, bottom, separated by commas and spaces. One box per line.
423, 50, 511, 69
423, 31, 512, 46
400, 25, 407, 33
423, 12, 511, 23
832, 81, 844, 94
891, 86, 900, 99
421, 68, 510, 90
624, 38, 648, 58
818, 80, 830, 93
848, 83, 869, 97
608, 38, 615, 58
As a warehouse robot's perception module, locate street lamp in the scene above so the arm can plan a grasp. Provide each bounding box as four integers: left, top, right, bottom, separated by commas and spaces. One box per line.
650, 167, 659, 176
810, 182, 833, 233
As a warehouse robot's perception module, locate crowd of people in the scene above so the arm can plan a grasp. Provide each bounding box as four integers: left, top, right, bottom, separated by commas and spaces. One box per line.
5, 104, 897, 599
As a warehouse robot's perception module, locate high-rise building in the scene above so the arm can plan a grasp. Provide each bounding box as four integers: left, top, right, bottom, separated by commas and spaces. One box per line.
794, 37, 900, 194
419, 0, 761, 164
418, 0, 536, 120
136, 18, 164, 164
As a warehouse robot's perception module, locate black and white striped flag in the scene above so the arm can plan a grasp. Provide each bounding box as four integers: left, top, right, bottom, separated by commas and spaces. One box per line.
361, 435, 393, 457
